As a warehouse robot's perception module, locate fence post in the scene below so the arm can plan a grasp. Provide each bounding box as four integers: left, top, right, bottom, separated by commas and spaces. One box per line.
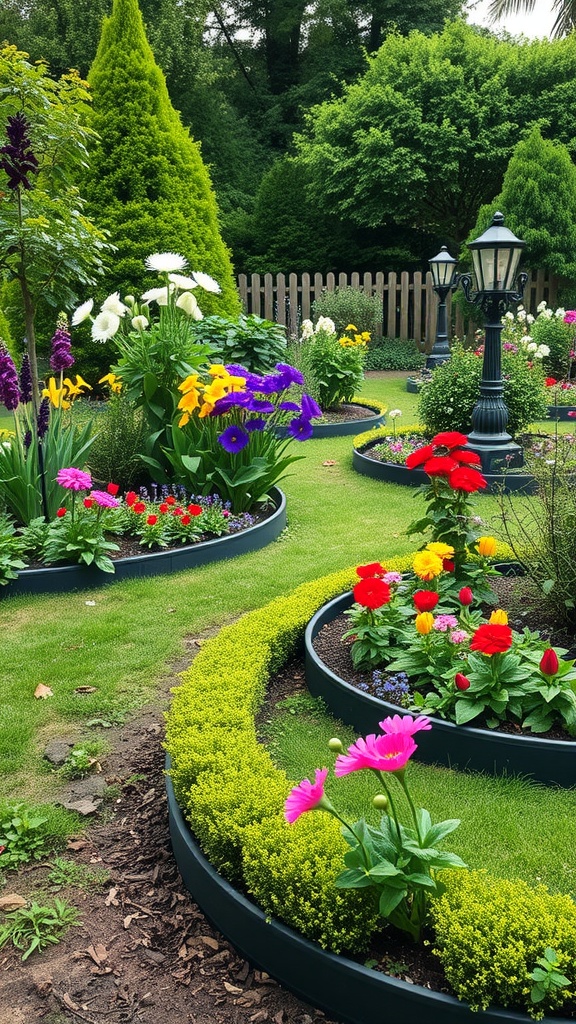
301, 272, 311, 321
387, 272, 397, 337
276, 273, 287, 327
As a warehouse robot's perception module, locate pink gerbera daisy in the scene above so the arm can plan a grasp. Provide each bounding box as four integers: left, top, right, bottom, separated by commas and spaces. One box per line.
379, 714, 432, 737
56, 467, 92, 491
335, 732, 416, 776
284, 768, 330, 823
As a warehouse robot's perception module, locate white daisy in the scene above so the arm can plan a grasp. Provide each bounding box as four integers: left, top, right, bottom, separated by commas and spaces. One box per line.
91, 310, 120, 342
191, 270, 221, 294
101, 291, 129, 317
145, 252, 187, 273
388, 409, 402, 419
71, 298, 94, 326
169, 273, 197, 290
176, 292, 200, 316
141, 286, 174, 304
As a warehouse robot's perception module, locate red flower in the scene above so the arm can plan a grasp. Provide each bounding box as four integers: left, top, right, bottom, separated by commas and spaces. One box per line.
133, 501, 146, 514
56, 507, 67, 518
357, 562, 386, 578
455, 673, 471, 691
166, 496, 176, 505
146, 514, 158, 526
188, 504, 203, 516
545, 377, 558, 387
431, 431, 469, 450
173, 507, 183, 516
443, 559, 455, 572
107, 482, 120, 496
459, 587, 473, 606
125, 491, 137, 507
83, 497, 94, 509
180, 514, 191, 525
448, 466, 487, 493
405, 444, 434, 469
540, 648, 559, 676
470, 623, 513, 656
159, 503, 169, 514
353, 577, 392, 610
413, 590, 439, 613
568, 411, 576, 418
451, 449, 482, 466
423, 455, 458, 477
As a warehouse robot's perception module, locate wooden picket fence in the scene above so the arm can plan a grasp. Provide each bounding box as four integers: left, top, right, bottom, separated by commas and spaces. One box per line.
237, 269, 561, 346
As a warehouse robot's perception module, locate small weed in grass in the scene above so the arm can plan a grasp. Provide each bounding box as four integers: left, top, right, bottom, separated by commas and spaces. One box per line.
47, 857, 110, 891
0, 802, 50, 869
0, 898, 79, 960
59, 742, 106, 780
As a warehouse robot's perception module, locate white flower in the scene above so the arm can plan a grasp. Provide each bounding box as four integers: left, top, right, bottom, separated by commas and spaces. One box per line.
145, 252, 188, 273
191, 270, 221, 294
131, 315, 149, 331
517, 310, 527, 322
526, 314, 535, 324
526, 342, 538, 353
101, 291, 129, 317
504, 311, 515, 321
388, 409, 402, 419
300, 319, 314, 340
176, 292, 201, 317
141, 286, 173, 304
91, 310, 120, 342
555, 308, 566, 318
316, 316, 336, 334
536, 344, 550, 358
71, 298, 94, 326
537, 300, 548, 313
541, 308, 553, 319
169, 273, 197, 290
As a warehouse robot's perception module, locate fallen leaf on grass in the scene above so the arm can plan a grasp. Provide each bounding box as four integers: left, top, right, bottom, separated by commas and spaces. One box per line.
86, 943, 108, 965
0, 894, 27, 912
34, 683, 53, 699
66, 839, 88, 852
322, 460, 337, 466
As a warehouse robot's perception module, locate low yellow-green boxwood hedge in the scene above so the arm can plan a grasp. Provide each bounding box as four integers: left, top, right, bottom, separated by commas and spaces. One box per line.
165, 561, 576, 1016
353, 422, 426, 450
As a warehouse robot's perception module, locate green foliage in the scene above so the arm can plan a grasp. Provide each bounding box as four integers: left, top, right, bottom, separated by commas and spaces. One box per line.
0, 311, 14, 358
47, 856, 110, 890
0, 513, 26, 584
529, 948, 571, 1006
294, 325, 366, 410
0, 802, 51, 869
0, 898, 79, 961
59, 745, 101, 779
432, 870, 576, 1018
311, 286, 383, 337
85, 0, 240, 318
42, 507, 119, 573
189, 314, 288, 374
469, 127, 576, 279
417, 344, 548, 437
86, 394, 146, 490
364, 337, 425, 372
531, 308, 575, 380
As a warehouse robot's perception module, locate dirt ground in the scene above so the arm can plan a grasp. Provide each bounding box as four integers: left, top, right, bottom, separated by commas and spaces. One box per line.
0, 651, 338, 1024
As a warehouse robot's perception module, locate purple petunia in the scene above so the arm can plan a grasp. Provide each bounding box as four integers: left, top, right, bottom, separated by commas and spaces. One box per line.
224, 364, 265, 390
56, 467, 93, 491
258, 373, 284, 394
274, 362, 305, 388
247, 397, 276, 414
301, 393, 322, 420
218, 424, 250, 453
288, 416, 314, 441
211, 392, 253, 415
89, 489, 121, 509
49, 313, 75, 372
245, 417, 266, 432
278, 401, 301, 412
0, 344, 20, 411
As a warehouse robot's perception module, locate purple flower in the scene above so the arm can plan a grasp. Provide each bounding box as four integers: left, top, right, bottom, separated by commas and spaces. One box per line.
211, 392, 252, 415
0, 345, 20, 411
301, 393, 322, 420
288, 416, 313, 441
218, 424, 250, 453
278, 401, 301, 412
225, 365, 265, 390
89, 489, 120, 508
258, 373, 284, 394
19, 353, 32, 404
37, 398, 50, 439
247, 397, 275, 414
0, 112, 39, 191
56, 467, 93, 491
245, 418, 266, 432
24, 429, 32, 450
49, 314, 74, 372
274, 362, 305, 388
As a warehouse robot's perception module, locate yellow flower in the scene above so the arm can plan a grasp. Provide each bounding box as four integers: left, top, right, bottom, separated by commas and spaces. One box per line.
361, 331, 371, 341
198, 400, 215, 418
489, 609, 508, 625
203, 379, 229, 403
178, 411, 191, 427
225, 374, 247, 393
99, 372, 119, 388
477, 536, 498, 557
415, 612, 435, 635
177, 388, 200, 413
73, 374, 92, 391
426, 542, 455, 559
413, 550, 443, 581
178, 374, 201, 393
63, 375, 91, 399
338, 336, 352, 347
110, 381, 122, 395
42, 377, 70, 409
345, 324, 358, 332
208, 364, 229, 378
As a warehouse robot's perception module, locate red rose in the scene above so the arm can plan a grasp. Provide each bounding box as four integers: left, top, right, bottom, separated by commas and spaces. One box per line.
159, 503, 169, 514
458, 587, 474, 606
166, 496, 176, 505
133, 501, 146, 514
180, 514, 191, 525
470, 623, 513, 656
451, 449, 482, 466
56, 507, 67, 518
125, 491, 137, 507
443, 558, 455, 572
146, 514, 158, 526
405, 444, 434, 470
455, 673, 471, 691
545, 377, 558, 387
83, 497, 94, 509
423, 455, 458, 477
357, 562, 386, 578
188, 504, 203, 516
539, 648, 559, 676
431, 431, 469, 451
413, 590, 439, 613
107, 482, 120, 496
353, 577, 392, 610
448, 466, 488, 493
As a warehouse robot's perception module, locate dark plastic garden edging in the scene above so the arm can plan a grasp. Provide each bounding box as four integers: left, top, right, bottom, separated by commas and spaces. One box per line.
2, 487, 286, 599
406, 375, 425, 393
166, 762, 569, 1024
352, 442, 538, 494
547, 405, 576, 421
310, 401, 385, 438
305, 591, 576, 787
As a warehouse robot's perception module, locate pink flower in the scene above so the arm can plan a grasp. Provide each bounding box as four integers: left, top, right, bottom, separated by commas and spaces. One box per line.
285, 768, 329, 823
379, 714, 432, 737
335, 732, 417, 776
56, 467, 92, 491
383, 571, 403, 584
568, 412, 576, 418
563, 310, 576, 325
450, 630, 469, 644
433, 614, 459, 632
89, 489, 121, 508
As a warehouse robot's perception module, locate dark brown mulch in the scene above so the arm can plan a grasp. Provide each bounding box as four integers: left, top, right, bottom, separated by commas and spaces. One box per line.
314, 403, 379, 424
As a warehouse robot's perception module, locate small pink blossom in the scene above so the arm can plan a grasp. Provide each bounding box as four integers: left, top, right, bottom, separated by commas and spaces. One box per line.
450, 630, 469, 644
563, 310, 576, 325
383, 571, 403, 584
335, 732, 417, 776
89, 489, 121, 508
56, 467, 92, 491
433, 614, 459, 632
285, 768, 329, 822
379, 714, 432, 737
390, 441, 403, 453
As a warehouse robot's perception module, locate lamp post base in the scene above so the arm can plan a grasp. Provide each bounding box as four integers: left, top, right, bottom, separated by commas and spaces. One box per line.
425, 351, 450, 370
466, 438, 524, 475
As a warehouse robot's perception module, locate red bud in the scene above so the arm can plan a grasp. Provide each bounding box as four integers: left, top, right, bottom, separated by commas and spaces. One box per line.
458, 587, 473, 606
413, 590, 439, 613
539, 648, 559, 676
107, 482, 120, 496
455, 673, 471, 691
443, 559, 455, 572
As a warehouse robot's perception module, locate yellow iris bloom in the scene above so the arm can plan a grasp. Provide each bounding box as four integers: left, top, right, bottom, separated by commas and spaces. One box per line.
42, 377, 70, 409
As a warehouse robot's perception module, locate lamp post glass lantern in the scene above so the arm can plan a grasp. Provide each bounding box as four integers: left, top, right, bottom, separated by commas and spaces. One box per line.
459, 212, 528, 474
427, 246, 458, 369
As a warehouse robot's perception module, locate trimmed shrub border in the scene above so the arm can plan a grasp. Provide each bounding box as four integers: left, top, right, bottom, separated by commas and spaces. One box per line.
1, 487, 286, 599
310, 399, 386, 438
305, 590, 576, 787
547, 405, 576, 421
165, 564, 571, 1024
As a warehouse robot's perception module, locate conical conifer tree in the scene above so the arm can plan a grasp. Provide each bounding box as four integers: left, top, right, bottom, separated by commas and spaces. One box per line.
85, 0, 240, 316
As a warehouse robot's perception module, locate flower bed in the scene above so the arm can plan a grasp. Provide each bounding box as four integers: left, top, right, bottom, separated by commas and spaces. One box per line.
309, 398, 386, 438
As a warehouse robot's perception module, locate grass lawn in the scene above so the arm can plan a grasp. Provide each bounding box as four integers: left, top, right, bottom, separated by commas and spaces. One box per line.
1, 370, 575, 896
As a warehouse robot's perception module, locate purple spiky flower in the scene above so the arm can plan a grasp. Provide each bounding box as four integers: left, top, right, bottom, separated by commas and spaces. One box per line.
0, 112, 39, 191
49, 313, 74, 372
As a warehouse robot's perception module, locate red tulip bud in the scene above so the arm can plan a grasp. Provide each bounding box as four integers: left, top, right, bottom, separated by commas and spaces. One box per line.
458, 587, 473, 606
539, 648, 559, 676
455, 673, 471, 691
107, 482, 120, 496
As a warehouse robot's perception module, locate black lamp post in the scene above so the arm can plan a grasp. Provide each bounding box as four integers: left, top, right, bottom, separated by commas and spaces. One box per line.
459, 212, 527, 475
427, 246, 458, 370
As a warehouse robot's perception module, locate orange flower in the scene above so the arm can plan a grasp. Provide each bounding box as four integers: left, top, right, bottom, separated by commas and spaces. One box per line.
477, 536, 497, 557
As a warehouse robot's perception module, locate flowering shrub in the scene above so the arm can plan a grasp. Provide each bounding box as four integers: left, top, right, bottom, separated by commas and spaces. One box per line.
292, 317, 367, 410
531, 302, 576, 380
544, 378, 576, 406
285, 714, 466, 942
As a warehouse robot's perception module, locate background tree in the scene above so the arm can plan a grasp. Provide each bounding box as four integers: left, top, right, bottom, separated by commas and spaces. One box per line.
84, 0, 240, 316
487, 0, 576, 38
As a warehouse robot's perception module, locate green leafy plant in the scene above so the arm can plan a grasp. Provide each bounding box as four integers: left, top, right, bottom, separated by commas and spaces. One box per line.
532, 304, 576, 379
0, 802, 50, 869
364, 337, 425, 372
59, 746, 99, 779
47, 856, 109, 890
294, 317, 366, 410
189, 314, 288, 374
311, 286, 383, 337
0, 898, 79, 960
0, 512, 26, 584
529, 948, 571, 1006
42, 508, 119, 573
86, 388, 146, 489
